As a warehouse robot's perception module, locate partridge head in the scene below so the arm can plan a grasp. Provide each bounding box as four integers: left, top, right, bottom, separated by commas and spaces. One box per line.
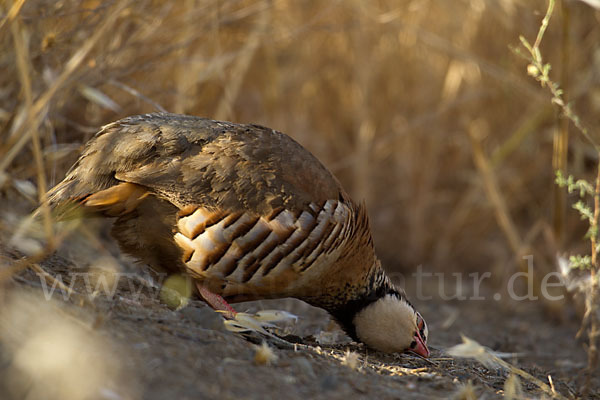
47, 113, 430, 357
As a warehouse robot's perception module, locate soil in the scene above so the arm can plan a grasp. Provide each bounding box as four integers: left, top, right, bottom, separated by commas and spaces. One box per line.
0, 199, 598, 400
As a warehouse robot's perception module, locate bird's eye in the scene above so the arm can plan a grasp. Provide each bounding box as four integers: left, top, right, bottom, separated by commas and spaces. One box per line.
416, 312, 427, 342
416, 312, 424, 330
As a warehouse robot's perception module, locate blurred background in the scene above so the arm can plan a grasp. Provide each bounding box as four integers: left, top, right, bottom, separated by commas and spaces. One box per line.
1, 0, 600, 292
2, 1, 600, 398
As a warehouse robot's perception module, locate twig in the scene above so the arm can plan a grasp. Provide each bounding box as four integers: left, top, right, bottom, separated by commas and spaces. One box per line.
518, 0, 598, 151
533, 0, 555, 50
552, 0, 571, 245
583, 161, 600, 394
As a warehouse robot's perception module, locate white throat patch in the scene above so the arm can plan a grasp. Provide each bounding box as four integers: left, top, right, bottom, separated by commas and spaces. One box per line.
352, 294, 417, 353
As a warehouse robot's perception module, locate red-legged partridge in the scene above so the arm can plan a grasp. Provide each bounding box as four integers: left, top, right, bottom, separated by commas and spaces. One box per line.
47, 113, 429, 357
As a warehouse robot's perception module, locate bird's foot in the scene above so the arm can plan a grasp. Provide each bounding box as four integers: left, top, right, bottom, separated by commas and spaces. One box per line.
195, 283, 299, 347
196, 284, 237, 319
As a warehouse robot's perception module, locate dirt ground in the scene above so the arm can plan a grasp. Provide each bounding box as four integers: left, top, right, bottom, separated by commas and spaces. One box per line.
2, 1, 600, 398
0, 199, 598, 400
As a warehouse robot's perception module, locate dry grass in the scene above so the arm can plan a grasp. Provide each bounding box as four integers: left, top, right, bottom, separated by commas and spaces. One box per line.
2, 0, 599, 277
1, 0, 600, 398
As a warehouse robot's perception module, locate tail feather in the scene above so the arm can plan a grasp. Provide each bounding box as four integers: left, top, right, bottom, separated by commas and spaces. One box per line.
45, 179, 150, 219
44, 178, 93, 220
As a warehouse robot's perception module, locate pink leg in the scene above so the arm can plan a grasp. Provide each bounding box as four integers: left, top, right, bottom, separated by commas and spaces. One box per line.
196, 284, 237, 319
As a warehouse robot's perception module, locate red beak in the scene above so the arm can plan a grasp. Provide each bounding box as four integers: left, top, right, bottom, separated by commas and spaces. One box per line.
410, 332, 430, 358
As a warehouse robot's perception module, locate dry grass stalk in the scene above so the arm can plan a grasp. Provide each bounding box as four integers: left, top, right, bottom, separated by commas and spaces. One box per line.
468, 121, 527, 262
551, 0, 571, 245
0, 0, 130, 174
214, 1, 270, 120
0, 0, 26, 34
0, 246, 54, 283
10, 13, 54, 246
448, 335, 568, 400
583, 161, 600, 391
107, 79, 167, 113
0, 217, 81, 286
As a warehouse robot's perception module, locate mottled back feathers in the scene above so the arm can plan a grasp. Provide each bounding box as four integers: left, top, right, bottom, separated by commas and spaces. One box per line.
48, 113, 348, 216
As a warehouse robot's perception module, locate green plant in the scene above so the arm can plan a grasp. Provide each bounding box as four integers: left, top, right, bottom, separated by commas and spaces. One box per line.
517, 0, 599, 394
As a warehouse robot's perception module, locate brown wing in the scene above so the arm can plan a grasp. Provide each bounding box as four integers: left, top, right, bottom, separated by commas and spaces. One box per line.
48, 113, 349, 216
